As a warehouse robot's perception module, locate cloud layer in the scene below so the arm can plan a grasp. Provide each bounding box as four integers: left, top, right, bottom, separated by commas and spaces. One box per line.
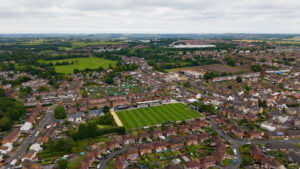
0, 0, 299, 33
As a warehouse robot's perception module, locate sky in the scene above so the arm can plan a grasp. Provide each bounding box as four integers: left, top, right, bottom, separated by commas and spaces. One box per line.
0, 0, 299, 34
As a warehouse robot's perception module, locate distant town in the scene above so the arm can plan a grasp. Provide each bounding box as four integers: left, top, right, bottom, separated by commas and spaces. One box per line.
0, 34, 299, 169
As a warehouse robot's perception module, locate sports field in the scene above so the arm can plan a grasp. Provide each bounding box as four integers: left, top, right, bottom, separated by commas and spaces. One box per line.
116, 103, 203, 129
39, 57, 117, 74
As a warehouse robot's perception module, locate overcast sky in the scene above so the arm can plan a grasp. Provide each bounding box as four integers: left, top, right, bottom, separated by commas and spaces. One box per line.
0, 0, 299, 33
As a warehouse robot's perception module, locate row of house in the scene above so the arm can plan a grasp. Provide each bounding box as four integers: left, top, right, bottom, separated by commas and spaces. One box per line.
215, 116, 244, 139
249, 144, 286, 169
114, 135, 226, 169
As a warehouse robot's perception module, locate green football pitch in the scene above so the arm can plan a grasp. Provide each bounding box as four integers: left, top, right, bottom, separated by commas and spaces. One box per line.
116, 103, 203, 129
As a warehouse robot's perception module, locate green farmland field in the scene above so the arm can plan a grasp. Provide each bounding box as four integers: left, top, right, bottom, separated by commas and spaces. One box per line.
116, 103, 203, 129
39, 57, 117, 74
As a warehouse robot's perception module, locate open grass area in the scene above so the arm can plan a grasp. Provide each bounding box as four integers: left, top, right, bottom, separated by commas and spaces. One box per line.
116, 103, 203, 129
39, 57, 117, 74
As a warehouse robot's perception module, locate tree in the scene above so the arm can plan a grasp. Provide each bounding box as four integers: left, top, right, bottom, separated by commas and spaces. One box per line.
38, 86, 49, 92
0, 117, 12, 131
204, 71, 219, 80
20, 86, 32, 96
0, 88, 6, 97
57, 159, 68, 169
98, 113, 115, 125
64, 137, 76, 152
236, 76, 242, 83
98, 66, 104, 72
142, 136, 147, 142
54, 105, 67, 119
251, 64, 261, 72
183, 82, 190, 88
0, 97, 25, 131
73, 69, 80, 74
103, 105, 110, 114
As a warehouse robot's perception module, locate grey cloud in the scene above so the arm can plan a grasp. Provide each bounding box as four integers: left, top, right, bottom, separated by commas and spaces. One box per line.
0, 0, 299, 33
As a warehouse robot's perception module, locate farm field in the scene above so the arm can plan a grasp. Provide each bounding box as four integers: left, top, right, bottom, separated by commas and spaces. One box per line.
39, 57, 117, 74
58, 40, 126, 49
165, 66, 201, 72
198, 64, 247, 73
116, 103, 203, 129
165, 64, 249, 74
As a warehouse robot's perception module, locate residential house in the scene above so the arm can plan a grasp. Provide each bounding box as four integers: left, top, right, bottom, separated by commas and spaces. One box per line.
79, 153, 96, 169
200, 156, 216, 169
184, 159, 200, 169
1, 128, 21, 144
178, 125, 189, 134
123, 134, 135, 145
261, 157, 286, 169
21, 122, 32, 132
152, 129, 163, 139
0, 142, 13, 154
89, 109, 104, 118
67, 112, 84, 123
213, 142, 226, 163
107, 139, 121, 150
185, 135, 198, 146
139, 144, 152, 155
209, 136, 223, 146
165, 127, 177, 137
249, 144, 263, 162
287, 130, 300, 138
138, 131, 150, 141
189, 123, 201, 132
29, 143, 42, 153
231, 124, 244, 139
94, 146, 106, 158
165, 164, 183, 169
20, 150, 37, 162
42, 126, 57, 144
265, 143, 297, 151
247, 130, 262, 139
198, 133, 210, 142
114, 156, 128, 169
154, 141, 167, 152
169, 138, 184, 150
125, 147, 138, 161
22, 159, 41, 169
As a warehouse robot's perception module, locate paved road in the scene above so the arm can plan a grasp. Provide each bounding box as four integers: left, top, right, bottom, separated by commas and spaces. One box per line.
98, 146, 130, 169
207, 119, 242, 169
4, 104, 57, 167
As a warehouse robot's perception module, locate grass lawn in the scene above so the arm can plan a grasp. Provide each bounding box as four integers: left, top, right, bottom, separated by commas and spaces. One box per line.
75, 137, 111, 153
68, 153, 87, 168
226, 147, 234, 155
116, 103, 203, 129
39, 57, 117, 74
221, 158, 233, 167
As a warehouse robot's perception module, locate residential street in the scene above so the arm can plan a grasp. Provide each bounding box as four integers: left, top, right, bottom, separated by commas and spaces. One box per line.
3, 104, 57, 167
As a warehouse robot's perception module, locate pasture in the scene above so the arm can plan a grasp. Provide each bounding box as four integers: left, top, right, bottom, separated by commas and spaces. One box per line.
39, 57, 117, 74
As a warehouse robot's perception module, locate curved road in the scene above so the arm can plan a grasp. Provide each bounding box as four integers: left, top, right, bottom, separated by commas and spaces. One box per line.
4, 104, 57, 167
